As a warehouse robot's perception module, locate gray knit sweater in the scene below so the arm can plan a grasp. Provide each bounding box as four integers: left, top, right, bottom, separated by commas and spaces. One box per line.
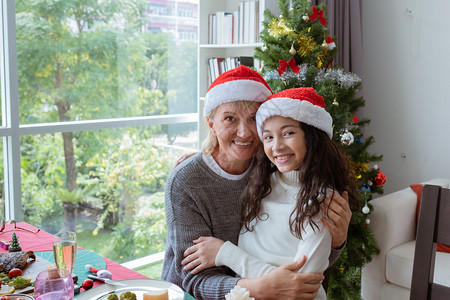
162, 153, 245, 299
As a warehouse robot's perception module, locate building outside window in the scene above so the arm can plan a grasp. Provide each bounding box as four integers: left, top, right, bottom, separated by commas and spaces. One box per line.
0, 0, 198, 278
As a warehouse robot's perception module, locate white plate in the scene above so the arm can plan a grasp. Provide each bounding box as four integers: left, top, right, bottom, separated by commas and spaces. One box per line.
77, 278, 184, 300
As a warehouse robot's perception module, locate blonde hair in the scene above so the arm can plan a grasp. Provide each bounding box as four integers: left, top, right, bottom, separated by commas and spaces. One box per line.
201, 101, 261, 155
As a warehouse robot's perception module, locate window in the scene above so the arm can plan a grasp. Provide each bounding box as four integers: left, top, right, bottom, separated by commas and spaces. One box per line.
1, 0, 198, 278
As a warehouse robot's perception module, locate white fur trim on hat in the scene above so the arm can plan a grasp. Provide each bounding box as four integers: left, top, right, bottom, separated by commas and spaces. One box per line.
256, 97, 333, 140
204, 80, 271, 115
203, 65, 272, 115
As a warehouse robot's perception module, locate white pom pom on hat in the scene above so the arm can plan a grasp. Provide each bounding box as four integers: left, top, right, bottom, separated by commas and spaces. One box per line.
204, 65, 273, 116
256, 87, 333, 140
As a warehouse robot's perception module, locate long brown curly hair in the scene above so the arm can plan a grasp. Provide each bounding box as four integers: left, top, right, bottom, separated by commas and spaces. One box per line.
241, 122, 359, 239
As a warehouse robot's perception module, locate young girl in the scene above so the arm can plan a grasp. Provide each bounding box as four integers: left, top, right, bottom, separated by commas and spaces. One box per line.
182, 87, 358, 299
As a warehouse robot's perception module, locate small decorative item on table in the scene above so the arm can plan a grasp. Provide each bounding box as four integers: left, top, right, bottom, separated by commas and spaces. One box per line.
225, 286, 254, 300
8, 231, 22, 253
85, 264, 113, 279
0, 240, 11, 250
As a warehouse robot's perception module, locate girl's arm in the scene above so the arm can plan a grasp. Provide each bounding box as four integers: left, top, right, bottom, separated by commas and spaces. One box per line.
182, 236, 279, 277
292, 214, 332, 274
183, 214, 331, 279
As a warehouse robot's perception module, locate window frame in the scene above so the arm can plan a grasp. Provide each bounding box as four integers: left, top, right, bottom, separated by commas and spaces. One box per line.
0, 0, 198, 221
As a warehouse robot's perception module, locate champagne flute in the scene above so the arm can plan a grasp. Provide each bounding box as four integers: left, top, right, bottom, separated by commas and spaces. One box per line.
34, 268, 74, 300
53, 231, 77, 274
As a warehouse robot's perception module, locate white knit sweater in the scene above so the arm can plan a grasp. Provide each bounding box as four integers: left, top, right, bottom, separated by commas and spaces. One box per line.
216, 171, 331, 300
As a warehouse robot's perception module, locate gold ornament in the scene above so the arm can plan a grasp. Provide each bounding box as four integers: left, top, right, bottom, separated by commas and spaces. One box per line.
302, 15, 309, 21
322, 39, 329, 49
289, 42, 296, 55
296, 34, 316, 57
362, 163, 370, 172
351, 161, 371, 175
316, 49, 328, 68
268, 18, 294, 38
332, 99, 339, 106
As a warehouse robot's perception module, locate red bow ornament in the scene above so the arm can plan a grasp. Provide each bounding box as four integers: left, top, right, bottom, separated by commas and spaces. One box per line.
310, 6, 327, 27
278, 58, 300, 76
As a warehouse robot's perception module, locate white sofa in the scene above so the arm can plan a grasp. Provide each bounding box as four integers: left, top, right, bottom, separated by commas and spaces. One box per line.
361, 178, 450, 300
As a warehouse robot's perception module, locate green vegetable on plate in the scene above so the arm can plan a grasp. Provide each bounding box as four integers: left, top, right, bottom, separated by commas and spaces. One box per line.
120, 291, 137, 300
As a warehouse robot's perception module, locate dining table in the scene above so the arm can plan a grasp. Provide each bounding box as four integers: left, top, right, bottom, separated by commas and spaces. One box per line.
0, 221, 195, 299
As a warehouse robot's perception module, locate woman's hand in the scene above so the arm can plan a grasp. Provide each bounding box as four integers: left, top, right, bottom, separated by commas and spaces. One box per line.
238, 256, 323, 300
181, 236, 225, 274
321, 191, 351, 249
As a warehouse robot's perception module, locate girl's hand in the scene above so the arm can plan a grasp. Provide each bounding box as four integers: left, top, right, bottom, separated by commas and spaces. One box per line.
321, 191, 351, 249
181, 236, 225, 274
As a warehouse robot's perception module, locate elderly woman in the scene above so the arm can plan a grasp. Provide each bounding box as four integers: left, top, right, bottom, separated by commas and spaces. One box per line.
162, 66, 351, 300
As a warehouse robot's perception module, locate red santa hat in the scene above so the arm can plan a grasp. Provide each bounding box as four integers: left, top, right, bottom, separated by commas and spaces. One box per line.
204, 65, 273, 116
256, 87, 333, 140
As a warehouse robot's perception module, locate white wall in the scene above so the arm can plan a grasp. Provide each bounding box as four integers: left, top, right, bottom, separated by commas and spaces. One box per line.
361, 0, 450, 194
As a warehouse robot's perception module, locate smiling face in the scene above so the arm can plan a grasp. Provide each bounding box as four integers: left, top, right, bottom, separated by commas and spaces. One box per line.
262, 116, 307, 173
208, 101, 261, 174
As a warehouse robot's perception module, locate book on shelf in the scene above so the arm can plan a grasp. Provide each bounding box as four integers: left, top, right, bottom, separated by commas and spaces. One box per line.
208, 14, 217, 44
207, 56, 256, 84
243, 1, 250, 43
239, 2, 244, 44
225, 12, 233, 44
239, 56, 254, 67
248, 1, 258, 43
207, 1, 260, 45
215, 11, 224, 44
233, 11, 239, 44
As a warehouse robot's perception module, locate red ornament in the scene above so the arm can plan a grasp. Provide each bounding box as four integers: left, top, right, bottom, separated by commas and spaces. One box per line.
352, 115, 360, 123
82, 279, 94, 290
374, 169, 386, 186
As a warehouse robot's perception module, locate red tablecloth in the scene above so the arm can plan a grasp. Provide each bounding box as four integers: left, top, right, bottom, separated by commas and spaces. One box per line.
0, 222, 148, 288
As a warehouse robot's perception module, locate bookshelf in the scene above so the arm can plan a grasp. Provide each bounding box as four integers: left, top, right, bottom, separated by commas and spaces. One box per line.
197, 0, 279, 144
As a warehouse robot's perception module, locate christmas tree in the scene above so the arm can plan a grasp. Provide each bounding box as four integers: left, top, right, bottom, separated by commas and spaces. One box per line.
9, 231, 22, 252
255, 1, 385, 298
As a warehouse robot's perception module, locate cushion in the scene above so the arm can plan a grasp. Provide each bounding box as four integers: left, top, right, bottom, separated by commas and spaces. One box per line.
381, 283, 410, 300
386, 241, 450, 289
410, 184, 450, 253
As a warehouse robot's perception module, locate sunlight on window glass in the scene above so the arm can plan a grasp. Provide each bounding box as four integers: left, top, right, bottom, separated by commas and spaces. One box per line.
15, 0, 198, 124
21, 124, 197, 271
